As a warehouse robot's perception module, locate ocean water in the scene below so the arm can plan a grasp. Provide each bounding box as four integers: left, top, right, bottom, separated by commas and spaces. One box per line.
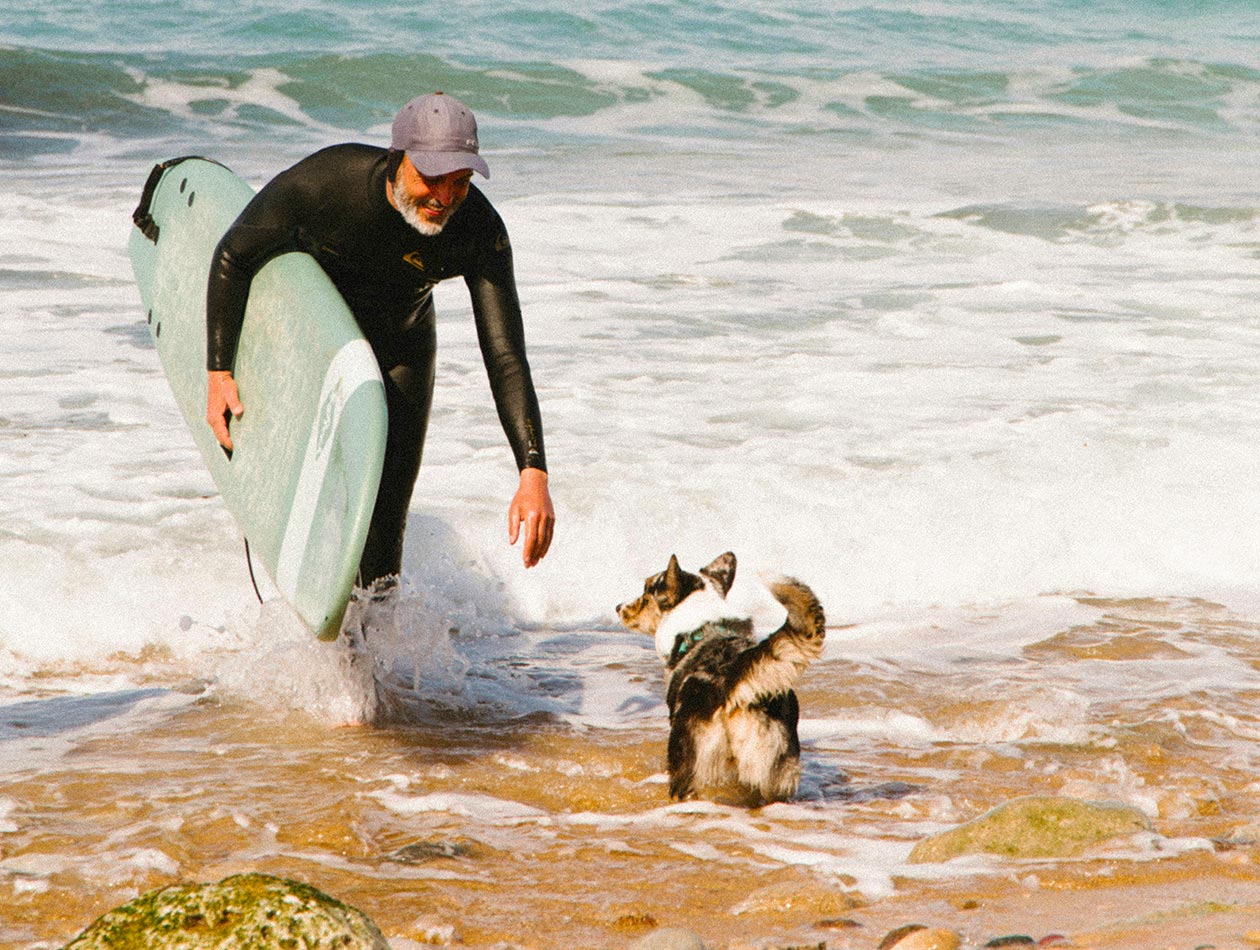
3, 2, 1260, 948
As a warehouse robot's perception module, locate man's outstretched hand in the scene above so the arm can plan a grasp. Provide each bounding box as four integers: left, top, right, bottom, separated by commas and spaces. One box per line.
206, 370, 244, 452
508, 467, 554, 568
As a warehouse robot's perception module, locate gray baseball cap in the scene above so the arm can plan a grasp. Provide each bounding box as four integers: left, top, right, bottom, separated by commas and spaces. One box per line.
391, 92, 490, 179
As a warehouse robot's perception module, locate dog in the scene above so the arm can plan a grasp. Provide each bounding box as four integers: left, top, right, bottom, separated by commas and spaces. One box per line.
617, 552, 825, 806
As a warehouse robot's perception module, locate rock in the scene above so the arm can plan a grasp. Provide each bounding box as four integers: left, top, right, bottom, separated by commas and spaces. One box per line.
629, 928, 709, 950
61, 872, 389, 949
386, 837, 478, 864
908, 796, 1151, 863
879, 925, 962, 950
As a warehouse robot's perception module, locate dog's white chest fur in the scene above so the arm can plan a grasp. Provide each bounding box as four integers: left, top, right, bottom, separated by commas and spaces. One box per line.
654, 576, 788, 658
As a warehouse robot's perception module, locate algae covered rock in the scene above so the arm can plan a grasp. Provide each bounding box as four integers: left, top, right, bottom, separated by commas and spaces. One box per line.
62, 872, 389, 950
908, 795, 1151, 864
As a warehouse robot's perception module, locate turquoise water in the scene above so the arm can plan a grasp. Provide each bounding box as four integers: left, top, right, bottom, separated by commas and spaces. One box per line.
3, 0, 1259, 678
4, 1, 1257, 178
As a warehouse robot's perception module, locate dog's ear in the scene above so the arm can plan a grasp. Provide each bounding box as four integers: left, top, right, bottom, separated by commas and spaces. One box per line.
664, 554, 684, 596
700, 551, 737, 598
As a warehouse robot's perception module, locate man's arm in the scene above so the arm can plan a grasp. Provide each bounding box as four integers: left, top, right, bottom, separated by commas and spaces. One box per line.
465, 218, 554, 567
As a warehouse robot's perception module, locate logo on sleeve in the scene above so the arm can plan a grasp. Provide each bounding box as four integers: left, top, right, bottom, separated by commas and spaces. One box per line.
494, 233, 510, 252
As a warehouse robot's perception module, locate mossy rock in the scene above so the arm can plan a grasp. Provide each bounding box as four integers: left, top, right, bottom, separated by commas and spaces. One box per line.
908, 796, 1151, 864
62, 872, 389, 949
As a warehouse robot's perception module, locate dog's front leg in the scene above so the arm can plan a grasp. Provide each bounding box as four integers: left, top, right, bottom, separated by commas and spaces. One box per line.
666, 675, 723, 800
667, 718, 699, 800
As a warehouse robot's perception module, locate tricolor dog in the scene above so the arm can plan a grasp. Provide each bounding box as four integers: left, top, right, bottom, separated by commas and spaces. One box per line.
617, 552, 825, 806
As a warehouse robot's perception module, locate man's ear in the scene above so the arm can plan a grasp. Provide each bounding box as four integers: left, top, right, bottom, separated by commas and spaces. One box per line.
699, 551, 737, 598
386, 148, 405, 181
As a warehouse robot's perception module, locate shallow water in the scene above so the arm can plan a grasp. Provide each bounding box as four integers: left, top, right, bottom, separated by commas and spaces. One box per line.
6, 591, 1260, 948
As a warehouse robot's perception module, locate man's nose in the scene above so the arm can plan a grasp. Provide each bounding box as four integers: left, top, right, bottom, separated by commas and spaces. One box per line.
431, 178, 458, 206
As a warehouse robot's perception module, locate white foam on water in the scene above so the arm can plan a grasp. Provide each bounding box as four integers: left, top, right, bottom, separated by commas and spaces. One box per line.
5, 170, 1260, 691
372, 787, 550, 825
117, 65, 344, 141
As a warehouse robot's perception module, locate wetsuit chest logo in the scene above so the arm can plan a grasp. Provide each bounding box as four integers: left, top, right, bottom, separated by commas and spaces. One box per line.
403, 251, 426, 272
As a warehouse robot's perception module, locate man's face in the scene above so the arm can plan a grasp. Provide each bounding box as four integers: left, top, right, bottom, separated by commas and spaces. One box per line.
392, 156, 473, 236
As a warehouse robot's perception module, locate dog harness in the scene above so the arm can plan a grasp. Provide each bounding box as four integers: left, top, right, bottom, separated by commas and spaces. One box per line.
668, 619, 750, 666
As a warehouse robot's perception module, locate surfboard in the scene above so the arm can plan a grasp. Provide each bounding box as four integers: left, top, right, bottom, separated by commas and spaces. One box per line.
128, 157, 388, 640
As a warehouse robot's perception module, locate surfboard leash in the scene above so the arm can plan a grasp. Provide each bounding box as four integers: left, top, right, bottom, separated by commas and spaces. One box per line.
243, 538, 265, 605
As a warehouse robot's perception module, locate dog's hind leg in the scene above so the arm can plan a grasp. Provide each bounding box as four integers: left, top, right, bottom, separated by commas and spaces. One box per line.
728, 693, 802, 802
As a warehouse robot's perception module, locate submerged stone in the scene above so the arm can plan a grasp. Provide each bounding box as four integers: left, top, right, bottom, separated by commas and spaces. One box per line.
62, 872, 389, 950
880, 925, 962, 950
386, 837, 478, 864
629, 928, 709, 950
909, 795, 1151, 863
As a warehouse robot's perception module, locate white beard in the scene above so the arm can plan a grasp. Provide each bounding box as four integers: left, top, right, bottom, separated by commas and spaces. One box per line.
395, 191, 447, 236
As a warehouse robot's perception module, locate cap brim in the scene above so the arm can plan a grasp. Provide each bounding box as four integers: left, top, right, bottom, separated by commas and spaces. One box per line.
407, 149, 490, 179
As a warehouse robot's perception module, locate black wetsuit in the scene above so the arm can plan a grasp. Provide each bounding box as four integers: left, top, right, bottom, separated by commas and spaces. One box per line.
206, 144, 546, 587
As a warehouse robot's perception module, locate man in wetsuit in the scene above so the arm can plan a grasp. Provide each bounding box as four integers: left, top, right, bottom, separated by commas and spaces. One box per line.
203, 93, 554, 592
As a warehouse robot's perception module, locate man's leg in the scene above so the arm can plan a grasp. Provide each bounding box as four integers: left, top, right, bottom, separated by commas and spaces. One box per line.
357, 354, 435, 590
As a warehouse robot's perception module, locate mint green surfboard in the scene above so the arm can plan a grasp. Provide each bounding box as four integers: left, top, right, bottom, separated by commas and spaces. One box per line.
129, 157, 387, 640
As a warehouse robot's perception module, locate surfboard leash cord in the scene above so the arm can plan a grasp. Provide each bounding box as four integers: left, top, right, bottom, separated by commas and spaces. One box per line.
243, 537, 265, 605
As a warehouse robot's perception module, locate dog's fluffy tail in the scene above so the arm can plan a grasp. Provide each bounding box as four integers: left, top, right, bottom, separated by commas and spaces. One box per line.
767, 577, 826, 667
